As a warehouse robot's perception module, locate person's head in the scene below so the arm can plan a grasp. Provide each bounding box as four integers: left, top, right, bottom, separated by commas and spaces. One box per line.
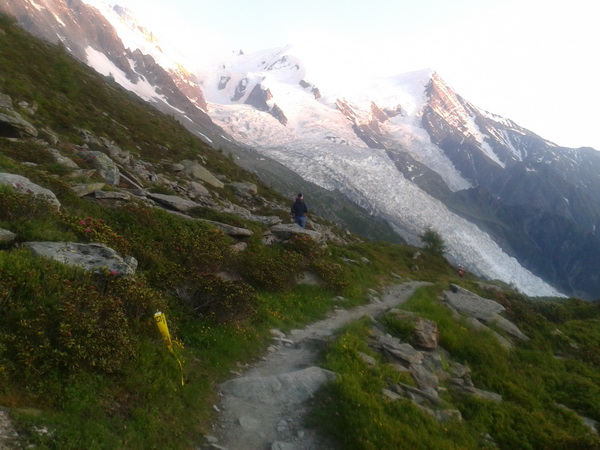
297, 193, 303, 199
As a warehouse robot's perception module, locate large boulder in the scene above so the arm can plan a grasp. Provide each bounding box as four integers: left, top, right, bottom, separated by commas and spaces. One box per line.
49, 149, 79, 168
0, 173, 61, 209
77, 150, 120, 185
0, 228, 16, 244
180, 160, 224, 188
147, 192, 201, 212
0, 93, 38, 138
22, 242, 137, 277
270, 224, 322, 241
198, 219, 253, 237
444, 285, 505, 321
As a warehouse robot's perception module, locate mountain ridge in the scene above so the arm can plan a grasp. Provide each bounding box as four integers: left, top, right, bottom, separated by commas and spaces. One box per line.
3, 0, 599, 299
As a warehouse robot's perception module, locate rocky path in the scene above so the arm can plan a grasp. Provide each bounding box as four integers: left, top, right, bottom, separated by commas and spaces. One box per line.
206, 281, 430, 450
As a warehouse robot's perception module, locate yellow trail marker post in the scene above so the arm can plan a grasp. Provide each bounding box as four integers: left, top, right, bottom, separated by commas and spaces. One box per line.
154, 311, 184, 386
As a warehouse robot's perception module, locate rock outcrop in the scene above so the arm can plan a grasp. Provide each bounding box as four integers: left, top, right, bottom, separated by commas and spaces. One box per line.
0, 173, 61, 209
22, 242, 137, 277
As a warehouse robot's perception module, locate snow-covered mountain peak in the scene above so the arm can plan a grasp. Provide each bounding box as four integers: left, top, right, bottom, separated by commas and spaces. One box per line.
81, 0, 189, 70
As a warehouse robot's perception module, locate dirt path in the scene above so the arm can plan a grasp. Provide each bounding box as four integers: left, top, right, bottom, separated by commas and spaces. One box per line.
206, 281, 429, 450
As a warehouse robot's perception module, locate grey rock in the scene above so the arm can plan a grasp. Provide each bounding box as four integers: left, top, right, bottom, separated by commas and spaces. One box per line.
188, 181, 210, 197
147, 192, 201, 212
410, 363, 439, 390
93, 190, 131, 200
382, 388, 403, 400
180, 160, 224, 188
357, 351, 377, 366
452, 383, 503, 402
0, 111, 38, 137
464, 317, 513, 350
39, 128, 59, 145
71, 183, 106, 197
270, 224, 322, 241
198, 219, 253, 237
229, 182, 257, 197
435, 409, 463, 423
413, 318, 439, 349
66, 169, 96, 179
395, 383, 442, 406
22, 242, 136, 276
78, 151, 120, 185
0, 93, 13, 110
444, 286, 505, 320
377, 335, 424, 365
0, 173, 60, 209
490, 315, 530, 341
49, 148, 78, 168
0, 229, 16, 243
0, 407, 20, 449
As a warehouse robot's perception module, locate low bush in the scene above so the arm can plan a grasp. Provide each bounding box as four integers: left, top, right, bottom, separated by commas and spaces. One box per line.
0, 251, 166, 385
176, 275, 258, 324
234, 244, 304, 292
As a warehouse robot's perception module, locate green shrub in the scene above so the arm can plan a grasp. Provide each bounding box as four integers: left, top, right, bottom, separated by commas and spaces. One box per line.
0, 251, 166, 382
381, 313, 416, 342
0, 185, 57, 222
60, 213, 130, 254
176, 275, 258, 324
310, 258, 350, 292
286, 234, 325, 259
234, 244, 303, 291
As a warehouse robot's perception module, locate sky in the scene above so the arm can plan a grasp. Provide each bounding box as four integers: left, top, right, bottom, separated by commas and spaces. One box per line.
108, 0, 600, 150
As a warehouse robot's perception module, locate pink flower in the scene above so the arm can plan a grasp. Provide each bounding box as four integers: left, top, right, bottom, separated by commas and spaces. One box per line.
84, 228, 92, 233
79, 220, 86, 225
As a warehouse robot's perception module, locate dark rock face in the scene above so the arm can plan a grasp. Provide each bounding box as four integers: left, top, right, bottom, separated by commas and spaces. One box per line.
245, 84, 272, 112
299, 80, 321, 99
420, 73, 600, 299
232, 78, 248, 101
244, 84, 287, 125
219, 76, 231, 90
270, 104, 288, 126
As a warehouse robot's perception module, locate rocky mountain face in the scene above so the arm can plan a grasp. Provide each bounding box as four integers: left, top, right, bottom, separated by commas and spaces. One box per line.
0, 0, 213, 131
420, 74, 600, 298
3, 1, 600, 299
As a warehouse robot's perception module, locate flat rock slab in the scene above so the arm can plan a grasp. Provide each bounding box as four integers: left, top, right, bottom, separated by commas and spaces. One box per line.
444, 285, 505, 320
22, 242, 136, 276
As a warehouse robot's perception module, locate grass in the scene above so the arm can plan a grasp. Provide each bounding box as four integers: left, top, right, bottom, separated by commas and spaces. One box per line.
310, 286, 600, 449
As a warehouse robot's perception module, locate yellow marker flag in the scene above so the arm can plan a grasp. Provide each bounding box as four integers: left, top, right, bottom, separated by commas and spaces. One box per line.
154, 311, 173, 352
154, 311, 185, 386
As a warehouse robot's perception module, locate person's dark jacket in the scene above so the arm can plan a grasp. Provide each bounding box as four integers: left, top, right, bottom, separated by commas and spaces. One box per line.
291, 198, 308, 217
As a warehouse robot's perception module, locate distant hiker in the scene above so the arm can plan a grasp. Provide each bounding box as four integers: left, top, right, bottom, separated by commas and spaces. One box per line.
291, 193, 308, 228
457, 266, 466, 278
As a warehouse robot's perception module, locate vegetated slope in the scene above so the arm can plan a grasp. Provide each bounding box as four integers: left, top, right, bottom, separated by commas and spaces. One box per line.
0, 13, 598, 450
